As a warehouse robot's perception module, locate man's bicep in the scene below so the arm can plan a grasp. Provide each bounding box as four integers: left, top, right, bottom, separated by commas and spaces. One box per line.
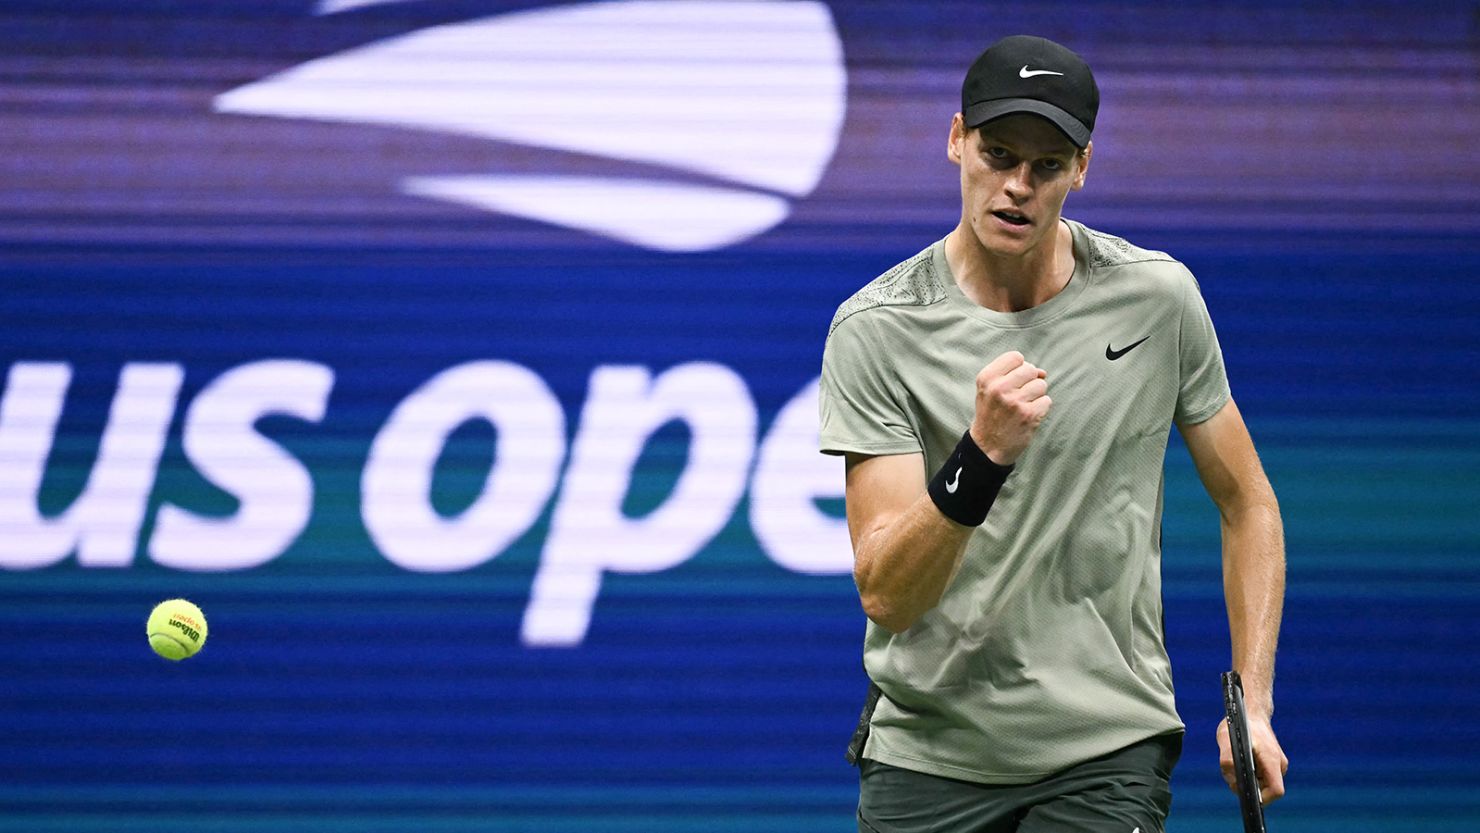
843, 451, 926, 552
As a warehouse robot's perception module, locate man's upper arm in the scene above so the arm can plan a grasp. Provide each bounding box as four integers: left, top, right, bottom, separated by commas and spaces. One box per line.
843, 452, 925, 553
819, 313, 921, 459
1179, 399, 1273, 514
821, 309, 926, 559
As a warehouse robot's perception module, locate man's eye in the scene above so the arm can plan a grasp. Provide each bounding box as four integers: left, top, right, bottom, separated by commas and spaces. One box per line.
1040, 159, 1063, 171
987, 146, 1009, 159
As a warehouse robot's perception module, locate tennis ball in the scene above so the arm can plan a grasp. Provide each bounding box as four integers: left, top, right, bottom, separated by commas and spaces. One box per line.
147, 599, 208, 661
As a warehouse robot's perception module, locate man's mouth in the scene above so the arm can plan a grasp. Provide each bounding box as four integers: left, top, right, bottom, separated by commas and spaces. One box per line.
992, 209, 1031, 226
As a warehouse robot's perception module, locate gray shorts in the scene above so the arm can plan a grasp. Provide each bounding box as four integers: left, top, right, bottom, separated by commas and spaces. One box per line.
857, 732, 1183, 833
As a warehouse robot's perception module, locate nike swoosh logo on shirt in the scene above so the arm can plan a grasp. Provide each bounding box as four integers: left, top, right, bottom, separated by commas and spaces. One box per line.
1019, 66, 1065, 78
945, 467, 962, 493
1105, 336, 1151, 360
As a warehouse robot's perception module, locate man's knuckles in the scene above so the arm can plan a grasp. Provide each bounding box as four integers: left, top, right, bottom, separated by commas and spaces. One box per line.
983, 368, 1044, 397
980, 352, 1024, 380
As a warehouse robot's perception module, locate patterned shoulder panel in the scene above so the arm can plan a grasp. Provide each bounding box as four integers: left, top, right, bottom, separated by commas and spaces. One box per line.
1083, 226, 1176, 269
828, 246, 944, 337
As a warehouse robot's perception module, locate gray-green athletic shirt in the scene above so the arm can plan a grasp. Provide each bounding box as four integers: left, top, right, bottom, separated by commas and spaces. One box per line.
819, 219, 1230, 784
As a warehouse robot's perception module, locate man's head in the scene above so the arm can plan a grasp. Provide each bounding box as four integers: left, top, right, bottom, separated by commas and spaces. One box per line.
960, 35, 1098, 149
949, 35, 1098, 258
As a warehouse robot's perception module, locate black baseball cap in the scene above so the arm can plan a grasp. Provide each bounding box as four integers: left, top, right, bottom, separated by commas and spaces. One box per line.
961, 35, 1099, 148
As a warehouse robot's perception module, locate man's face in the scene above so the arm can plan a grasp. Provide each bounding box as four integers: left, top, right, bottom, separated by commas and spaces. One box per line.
949, 113, 1090, 258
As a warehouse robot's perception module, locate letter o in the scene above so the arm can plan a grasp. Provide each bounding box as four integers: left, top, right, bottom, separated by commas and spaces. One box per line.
362, 361, 566, 572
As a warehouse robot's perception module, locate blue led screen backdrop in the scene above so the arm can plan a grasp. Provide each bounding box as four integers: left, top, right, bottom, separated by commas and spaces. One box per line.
2, 2, 1478, 831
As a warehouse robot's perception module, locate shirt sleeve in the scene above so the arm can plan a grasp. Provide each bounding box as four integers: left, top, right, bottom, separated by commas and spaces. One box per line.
1174, 267, 1232, 426
818, 311, 922, 457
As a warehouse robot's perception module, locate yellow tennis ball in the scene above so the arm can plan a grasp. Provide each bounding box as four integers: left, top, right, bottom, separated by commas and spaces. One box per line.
147, 599, 208, 661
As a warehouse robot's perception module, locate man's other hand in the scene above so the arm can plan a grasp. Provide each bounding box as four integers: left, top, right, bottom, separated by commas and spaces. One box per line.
1217, 714, 1289, 805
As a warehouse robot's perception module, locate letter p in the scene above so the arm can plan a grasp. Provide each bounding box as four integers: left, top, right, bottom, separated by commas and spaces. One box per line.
521, 363, 755, 647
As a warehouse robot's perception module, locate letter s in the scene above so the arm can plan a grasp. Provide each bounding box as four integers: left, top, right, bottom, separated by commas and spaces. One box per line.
150, 360, 334, 571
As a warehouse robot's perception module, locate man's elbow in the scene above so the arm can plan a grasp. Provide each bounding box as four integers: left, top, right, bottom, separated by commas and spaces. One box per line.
858, 589, 917, 634
1216, 476, 1281, 525
853, 540, 920, 633
1223, 489, 1282, 528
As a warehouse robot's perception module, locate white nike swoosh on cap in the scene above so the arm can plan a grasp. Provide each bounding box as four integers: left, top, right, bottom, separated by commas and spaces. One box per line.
1019, 65, 1065, 78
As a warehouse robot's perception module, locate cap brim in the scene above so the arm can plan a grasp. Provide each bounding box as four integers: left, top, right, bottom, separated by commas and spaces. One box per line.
963, 98, 1091, 148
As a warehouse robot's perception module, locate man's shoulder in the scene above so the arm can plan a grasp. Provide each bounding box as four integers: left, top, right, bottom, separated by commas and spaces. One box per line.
1074, 221, 1198, 295
828, 242, 947, 338
1076, 222, 1182, 271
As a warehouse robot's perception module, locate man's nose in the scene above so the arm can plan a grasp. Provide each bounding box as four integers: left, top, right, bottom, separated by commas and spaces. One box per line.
1002, 162, 1032, 202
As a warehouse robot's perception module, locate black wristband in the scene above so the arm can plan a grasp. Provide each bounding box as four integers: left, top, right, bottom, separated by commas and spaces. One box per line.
927, 430, 1014, 527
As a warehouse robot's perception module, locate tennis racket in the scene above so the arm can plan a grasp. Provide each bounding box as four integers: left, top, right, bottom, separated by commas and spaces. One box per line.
1221, 671, 1267, 832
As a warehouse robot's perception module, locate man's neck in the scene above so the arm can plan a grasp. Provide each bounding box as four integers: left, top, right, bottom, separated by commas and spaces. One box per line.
944, 220, 1075, 313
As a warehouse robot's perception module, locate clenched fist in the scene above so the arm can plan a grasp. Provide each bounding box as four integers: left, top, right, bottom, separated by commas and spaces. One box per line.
969, 351, 1051, 466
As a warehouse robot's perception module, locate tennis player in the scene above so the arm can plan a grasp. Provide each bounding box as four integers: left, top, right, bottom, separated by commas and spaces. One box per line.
819, 35, 1288, 832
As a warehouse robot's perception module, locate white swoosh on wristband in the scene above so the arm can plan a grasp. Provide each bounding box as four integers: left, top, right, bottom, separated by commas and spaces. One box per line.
946, 467, 962, 493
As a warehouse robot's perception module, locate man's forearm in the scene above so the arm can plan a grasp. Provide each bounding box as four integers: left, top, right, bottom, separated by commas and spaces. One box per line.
1221, 497, 1286, 717
848, 352, 1047, 634
854, 495, 974, 633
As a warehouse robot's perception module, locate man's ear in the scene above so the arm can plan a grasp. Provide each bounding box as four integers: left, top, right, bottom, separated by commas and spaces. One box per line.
1072, 140, 1093, 190
948, 113, 966, 165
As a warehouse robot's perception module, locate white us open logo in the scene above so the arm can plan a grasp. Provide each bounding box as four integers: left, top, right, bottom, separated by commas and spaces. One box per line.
214, 0, 848, 252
